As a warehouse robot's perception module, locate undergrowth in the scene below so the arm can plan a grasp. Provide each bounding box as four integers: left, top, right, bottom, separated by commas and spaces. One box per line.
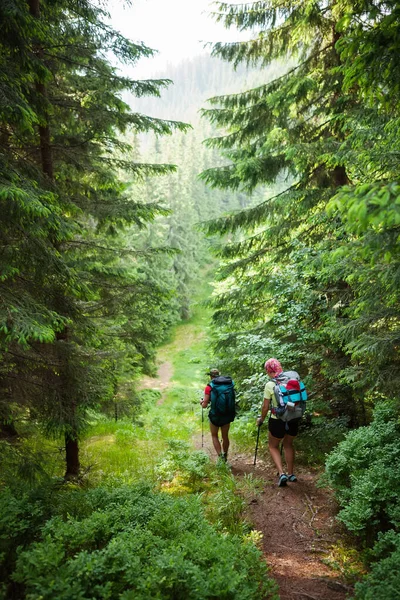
0, 482, 278, 600
0, 278, 278, 599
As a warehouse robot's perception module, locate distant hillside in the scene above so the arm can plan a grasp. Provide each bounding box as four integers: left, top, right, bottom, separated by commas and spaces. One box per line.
127, 54, 283, 123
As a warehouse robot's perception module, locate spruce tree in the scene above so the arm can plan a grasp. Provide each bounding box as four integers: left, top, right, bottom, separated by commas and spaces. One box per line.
0, 0, 188, 475
201, 1, 400, 420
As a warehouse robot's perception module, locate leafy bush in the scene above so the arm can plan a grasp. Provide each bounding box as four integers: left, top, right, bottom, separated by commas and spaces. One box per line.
353, 531, 400, 600
205, 468, 248, 535
0, 486, 49, 587
325, 399, 400, 541
205, 471, 264, 536
2, 483, 277, 600
156, 440, 211, 491
295, 415, 349, 465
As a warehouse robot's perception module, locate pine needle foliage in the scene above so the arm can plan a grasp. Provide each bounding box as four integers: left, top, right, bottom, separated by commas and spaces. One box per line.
0, 0, 189, 475
201, 1, 400, 423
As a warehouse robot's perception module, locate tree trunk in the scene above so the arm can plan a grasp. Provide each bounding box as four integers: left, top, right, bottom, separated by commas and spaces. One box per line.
30, 0, 75, 478
37, 83, 54, 179
65, 433, 80, 478
332, 165, 349, 187
28, 0, 40, 16
0, 421, 18, 439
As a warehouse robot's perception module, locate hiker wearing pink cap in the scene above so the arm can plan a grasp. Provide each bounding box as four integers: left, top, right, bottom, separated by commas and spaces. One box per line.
257, 358, 299, 487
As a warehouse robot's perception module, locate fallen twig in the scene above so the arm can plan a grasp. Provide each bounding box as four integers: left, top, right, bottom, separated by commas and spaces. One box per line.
296, 591, 322, 600
304, 493, 320, 528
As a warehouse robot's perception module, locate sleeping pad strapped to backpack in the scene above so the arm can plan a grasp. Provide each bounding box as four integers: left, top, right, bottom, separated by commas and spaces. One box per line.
271, 370, 307, 422
208, 376, 236, 426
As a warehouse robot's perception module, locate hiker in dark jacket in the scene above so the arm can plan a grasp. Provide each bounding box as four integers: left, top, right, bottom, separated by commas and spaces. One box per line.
200, 368, 234, 462
257, 358, 299, 487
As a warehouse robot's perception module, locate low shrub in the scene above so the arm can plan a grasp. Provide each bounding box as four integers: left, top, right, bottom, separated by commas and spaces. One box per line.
324, 399, 400, 599
1, 483, 278, 600
325, 399, 400, 541
353, 531, 400, 600
155, 440, 211, 491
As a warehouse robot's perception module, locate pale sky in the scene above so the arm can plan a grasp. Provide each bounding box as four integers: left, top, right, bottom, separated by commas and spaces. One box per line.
107, 0, 246, 77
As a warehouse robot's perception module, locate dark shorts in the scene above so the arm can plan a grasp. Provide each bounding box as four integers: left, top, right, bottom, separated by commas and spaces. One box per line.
209, 416, 233, 428
268, 417, 300, 439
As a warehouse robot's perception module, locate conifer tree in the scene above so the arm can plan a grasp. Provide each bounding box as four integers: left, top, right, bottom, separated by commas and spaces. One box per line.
0, 0, 188, 475
201, 1, 400, 420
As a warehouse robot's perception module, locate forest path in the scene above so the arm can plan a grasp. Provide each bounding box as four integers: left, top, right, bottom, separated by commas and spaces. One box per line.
138, 313, 206, 403
138, 361, 173, 404
144, 280, 351, 600
231, 455, 351, 600
196, 434, 351, 600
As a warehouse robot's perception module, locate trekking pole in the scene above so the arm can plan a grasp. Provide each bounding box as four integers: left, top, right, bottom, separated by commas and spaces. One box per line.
253, 416, 262, 466
201, 406, 204, 448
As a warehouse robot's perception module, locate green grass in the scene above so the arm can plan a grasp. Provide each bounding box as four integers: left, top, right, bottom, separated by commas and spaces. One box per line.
81, 277, 216, 485
80, 272, 268, 540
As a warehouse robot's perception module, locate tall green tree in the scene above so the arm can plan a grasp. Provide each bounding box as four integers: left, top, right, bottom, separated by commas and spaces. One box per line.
0, 0, 188, 476
201, 1, 400, 423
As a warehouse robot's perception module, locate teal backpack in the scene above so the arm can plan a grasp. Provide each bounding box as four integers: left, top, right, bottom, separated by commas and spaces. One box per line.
271, 370, 308, 423
209, 376, 236, 426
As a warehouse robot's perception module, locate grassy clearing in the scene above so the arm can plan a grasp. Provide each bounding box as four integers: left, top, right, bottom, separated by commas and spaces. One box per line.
81, 275, 215, 485
80, 271, 269, 542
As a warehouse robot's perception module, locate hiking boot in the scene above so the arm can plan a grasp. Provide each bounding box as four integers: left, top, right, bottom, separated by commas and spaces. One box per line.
288, 474, 297, 482
278, 473, 288, 487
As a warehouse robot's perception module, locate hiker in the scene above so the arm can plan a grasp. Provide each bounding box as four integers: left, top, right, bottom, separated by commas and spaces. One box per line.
257, 358, 300, 487
200, 368, 235, 462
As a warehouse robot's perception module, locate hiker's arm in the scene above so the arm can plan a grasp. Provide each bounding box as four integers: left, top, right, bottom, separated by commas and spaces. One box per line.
257, 397, 270, 426
201, 385, 211, 408
201, 393, 210, 408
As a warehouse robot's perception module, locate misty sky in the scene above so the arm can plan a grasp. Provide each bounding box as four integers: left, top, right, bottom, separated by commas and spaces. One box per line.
107, 0, 245, 77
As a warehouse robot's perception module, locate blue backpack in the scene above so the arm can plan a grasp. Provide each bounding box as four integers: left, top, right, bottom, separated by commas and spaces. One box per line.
271, 371, 307, 422
209, 376, 236, 426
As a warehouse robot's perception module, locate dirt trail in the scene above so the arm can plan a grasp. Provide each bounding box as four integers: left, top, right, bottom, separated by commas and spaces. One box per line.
138, 360, 173, 404
143, 335, 351, 599
198, 430, 351, 600
232, 456, 351, 600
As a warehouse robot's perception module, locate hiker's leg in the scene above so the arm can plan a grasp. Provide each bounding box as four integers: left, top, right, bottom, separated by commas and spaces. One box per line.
220, 423, 230, 456
282, 419, 299, 475
209, 422, 222, 456
268, 432, 285, 474
283, 434, 296, 475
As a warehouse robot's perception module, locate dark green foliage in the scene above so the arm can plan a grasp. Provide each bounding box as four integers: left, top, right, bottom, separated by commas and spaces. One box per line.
201, 0, 400, 425
295, 416, 349, 465
0, 483, 277, 600
0, 0, 190, 473
353, 531, 400, 600
325, 399, 400, 540
325, 400, 400, 598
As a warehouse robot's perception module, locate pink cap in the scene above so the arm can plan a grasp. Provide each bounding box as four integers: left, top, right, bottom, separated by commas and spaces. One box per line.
264, 358, 283, 377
